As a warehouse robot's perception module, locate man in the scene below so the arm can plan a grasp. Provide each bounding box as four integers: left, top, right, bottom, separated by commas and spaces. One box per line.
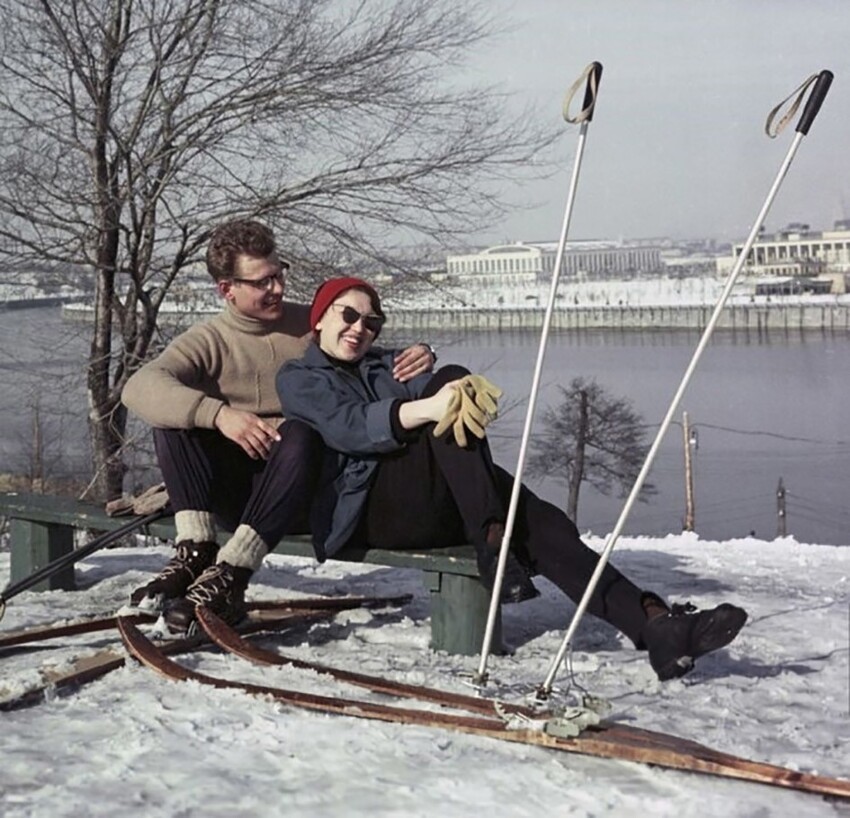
122, 220, 434, 634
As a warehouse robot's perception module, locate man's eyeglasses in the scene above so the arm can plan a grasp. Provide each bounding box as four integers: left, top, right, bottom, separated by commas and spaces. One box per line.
230, 270, 286, 291
333, 304, 385, 334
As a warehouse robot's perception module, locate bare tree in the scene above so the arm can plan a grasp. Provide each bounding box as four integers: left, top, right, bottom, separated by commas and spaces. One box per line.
526, 377, 656, 523
0, 0, 557, 500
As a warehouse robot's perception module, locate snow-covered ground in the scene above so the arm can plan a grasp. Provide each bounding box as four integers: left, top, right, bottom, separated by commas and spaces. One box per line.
1, 532, 848, 817
388, 274, 850, 311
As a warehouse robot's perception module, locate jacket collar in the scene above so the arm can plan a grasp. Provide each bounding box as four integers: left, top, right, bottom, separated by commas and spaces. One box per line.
304, 341, 385, 374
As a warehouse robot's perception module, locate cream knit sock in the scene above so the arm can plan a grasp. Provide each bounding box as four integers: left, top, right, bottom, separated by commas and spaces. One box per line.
174, 510, 217, 544
216, 524, 268, 571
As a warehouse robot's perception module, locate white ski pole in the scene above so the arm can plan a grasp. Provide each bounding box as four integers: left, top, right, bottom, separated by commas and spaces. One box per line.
536, 69, 834, 700
474, 62, 603, 686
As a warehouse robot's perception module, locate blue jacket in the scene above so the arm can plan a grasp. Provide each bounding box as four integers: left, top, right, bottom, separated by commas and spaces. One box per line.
277, 342, 432, 560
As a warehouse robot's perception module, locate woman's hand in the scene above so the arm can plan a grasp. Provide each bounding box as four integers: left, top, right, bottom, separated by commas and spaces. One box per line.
397, 380, 461, 430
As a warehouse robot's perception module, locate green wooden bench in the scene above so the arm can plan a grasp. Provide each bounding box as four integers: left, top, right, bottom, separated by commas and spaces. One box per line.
0, 491, 501, 655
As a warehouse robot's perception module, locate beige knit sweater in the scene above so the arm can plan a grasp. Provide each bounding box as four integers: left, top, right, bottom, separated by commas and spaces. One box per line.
122, 301, 311, 429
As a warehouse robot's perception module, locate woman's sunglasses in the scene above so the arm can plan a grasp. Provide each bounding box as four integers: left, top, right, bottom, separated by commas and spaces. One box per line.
333, 304, 385, 334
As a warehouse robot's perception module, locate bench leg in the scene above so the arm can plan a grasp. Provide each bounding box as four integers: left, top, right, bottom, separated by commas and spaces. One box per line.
425, 572, 503, 656
9, 518, 76, 592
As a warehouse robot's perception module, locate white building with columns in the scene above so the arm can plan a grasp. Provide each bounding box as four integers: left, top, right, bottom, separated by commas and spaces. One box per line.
718, 222, 850, 293
444, 239, 664, 293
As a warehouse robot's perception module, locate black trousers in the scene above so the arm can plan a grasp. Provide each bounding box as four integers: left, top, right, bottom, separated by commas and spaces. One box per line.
152, 420, 321, 546
363, 366, 647, 646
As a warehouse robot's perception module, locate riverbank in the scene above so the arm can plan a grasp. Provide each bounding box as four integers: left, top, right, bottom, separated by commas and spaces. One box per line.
388, 299, 850, 332
59, 296, 850, 332
1, 295, 81, 310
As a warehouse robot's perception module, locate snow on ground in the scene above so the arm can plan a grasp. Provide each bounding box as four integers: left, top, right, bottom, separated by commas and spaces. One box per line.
1, 532, 848, 817
390, 273, 850, 311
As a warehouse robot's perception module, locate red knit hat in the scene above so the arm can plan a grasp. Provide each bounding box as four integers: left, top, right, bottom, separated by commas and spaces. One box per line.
309, 276, 383, 333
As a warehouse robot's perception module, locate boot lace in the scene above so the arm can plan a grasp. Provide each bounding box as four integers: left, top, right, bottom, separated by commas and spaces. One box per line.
161, 543, 201, 579
184, 564, 234, 607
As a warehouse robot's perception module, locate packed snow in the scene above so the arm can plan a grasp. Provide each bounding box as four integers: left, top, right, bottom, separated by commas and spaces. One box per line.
1, 530, 848, 817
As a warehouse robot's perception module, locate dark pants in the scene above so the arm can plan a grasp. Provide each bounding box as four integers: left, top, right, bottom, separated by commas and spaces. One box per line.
363, 366, 647, 645
153, 420, 321, 546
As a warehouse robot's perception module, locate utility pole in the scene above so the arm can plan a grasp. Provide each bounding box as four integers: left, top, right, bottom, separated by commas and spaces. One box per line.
776, 477, 787, 537
682, 411, 695, 532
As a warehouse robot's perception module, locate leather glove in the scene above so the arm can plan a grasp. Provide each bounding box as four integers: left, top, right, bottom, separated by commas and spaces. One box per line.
433, 374, 503, 448
132, 484, 170, 515
450, 400, 478, 448
433, 387, 461, 439
105, 483, 169, 517
456, 383, 488, 445
462, 374, 503, 421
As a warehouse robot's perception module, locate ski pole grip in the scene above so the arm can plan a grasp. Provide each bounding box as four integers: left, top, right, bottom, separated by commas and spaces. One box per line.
563, 62, 603, 124
582, 62, 603, 122
796, 69, 833, 135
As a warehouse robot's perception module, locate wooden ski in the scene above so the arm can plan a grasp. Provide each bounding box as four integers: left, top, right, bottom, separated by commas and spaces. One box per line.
0, 597, 396, 712
0, 612, 157, 651
1, 593, 412, 709
196, 605, 548, 719
0, 593, 410, 652
119, 616, 850, 801
1, 606, 335, 711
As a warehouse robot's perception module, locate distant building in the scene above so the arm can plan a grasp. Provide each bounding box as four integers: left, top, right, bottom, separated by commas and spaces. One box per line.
720, 221, 850, 294
445, 240, 664, 289
753, 277, 833, 296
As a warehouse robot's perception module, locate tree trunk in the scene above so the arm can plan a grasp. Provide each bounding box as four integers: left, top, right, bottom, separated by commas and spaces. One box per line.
85, 175, 126, 502
85, 6, 128, 503
87, 392, 128, 502
567, 389, 589, 522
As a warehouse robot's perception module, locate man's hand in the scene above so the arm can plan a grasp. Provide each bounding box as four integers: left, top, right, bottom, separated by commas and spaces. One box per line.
392, 343, 435, 383
214, 405, 281, 459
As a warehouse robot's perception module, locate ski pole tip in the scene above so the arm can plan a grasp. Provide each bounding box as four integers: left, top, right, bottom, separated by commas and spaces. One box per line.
471, 670, 489, 688
797, 69, 834, 135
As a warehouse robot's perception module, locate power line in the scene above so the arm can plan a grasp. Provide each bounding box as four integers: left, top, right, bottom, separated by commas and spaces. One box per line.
790, 492, 850, 510
643, 419, 849, 446
688, 422, 848, 447
696, 494, 771, 509
786, 503, 850, 528
788, 508, 845, 529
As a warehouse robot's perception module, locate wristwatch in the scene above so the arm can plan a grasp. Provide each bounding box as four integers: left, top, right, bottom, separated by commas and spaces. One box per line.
422, 343, 438, 364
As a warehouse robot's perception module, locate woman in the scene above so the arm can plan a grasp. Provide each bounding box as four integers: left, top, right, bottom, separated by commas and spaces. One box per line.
277, 277, 747, 681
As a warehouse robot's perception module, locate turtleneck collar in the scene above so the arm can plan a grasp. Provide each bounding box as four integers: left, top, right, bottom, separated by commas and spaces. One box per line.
221, 301, 287, 336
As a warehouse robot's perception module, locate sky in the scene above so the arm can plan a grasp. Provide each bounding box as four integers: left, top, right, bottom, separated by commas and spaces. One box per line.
469, 0, 849, 244
1, 533, 848, 816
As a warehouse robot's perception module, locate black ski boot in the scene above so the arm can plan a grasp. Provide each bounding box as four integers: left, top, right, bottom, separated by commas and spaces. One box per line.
475, 522, 540, 605
162, 561, 252, 635
130, 540, 218, 610
641, 593, 747, 681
